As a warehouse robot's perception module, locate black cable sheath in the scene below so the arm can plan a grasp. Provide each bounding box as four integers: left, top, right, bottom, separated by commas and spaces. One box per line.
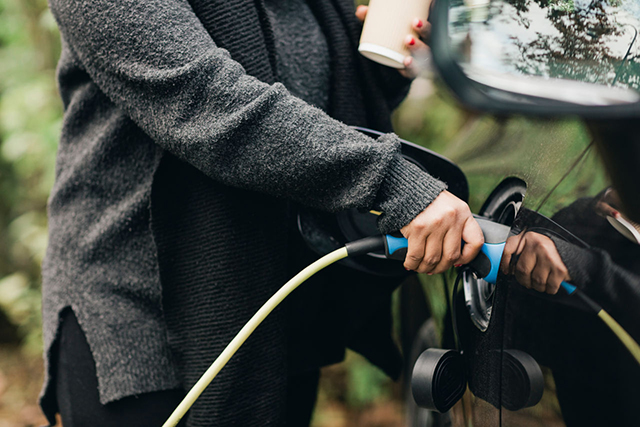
344, 235, 386, 257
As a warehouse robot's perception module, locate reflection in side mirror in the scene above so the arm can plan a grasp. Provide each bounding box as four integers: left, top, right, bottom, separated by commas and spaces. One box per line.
463, 68, 640, 106
432, 0, 640, 116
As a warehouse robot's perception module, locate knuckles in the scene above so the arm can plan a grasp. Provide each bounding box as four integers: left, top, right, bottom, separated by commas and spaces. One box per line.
531, 276, 546, 291
407, 254, 422, 263
444, 250, 460, 263
445, 254, 459, 263
515, 263, 531, 276
428, 215, 444, 228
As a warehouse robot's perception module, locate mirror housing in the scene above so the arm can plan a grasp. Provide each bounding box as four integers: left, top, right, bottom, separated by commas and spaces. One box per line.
430, 0, 640, 119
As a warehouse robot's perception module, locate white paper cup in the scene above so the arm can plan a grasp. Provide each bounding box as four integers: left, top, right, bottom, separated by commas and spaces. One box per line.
359, 0, 431, 69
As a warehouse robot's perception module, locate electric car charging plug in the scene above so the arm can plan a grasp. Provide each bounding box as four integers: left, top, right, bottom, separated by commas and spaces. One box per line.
383, 217, 509, 281
383, 218, 640, 368
383, 217, 574, 291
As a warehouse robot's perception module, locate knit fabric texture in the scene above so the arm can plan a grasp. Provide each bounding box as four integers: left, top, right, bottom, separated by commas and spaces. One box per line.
40, 0, 446, 424
265, 0, 331, 111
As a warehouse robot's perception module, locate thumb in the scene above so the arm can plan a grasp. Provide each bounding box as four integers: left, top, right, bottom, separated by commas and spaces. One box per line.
355, 5, 368, 22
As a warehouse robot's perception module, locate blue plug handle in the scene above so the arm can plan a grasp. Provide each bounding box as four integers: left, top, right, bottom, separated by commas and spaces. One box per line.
478, 241, 574, 293
560, 282, 577, 294
384, 234, 574, 292
480, 242, 505, 284
384, 235, 408, 260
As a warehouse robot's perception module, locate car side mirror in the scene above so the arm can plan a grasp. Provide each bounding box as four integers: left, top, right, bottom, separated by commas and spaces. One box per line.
430, 0, 640, 119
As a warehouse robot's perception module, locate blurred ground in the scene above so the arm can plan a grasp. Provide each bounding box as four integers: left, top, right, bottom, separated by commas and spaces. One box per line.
0, 347, 404, 427
312, 352, 405, 427
0, 347, 47, 427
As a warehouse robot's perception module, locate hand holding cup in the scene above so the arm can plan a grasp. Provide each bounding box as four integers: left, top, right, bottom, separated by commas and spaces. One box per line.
356, 1, 432, 78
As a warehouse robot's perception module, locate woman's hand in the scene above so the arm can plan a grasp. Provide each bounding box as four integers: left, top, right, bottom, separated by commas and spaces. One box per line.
355, 5, 431, 78
400, 191, 484, 274
500, 232, 572, 295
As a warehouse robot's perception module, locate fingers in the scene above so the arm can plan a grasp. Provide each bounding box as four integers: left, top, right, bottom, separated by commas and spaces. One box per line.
402, 35, 429, 77
412, 18, 431, 45
546, 245, 571, 294
530, 265, 550, 293
502, 232, 572, 295
458, 216, 484, 266
546, 270, 564, 295
514, 245, 537, 290
401, 191, 481, 274
405, 35, 428, 52
355, 8, 431, 77
430, 229, 462, 274
403, 230, 428, 272
400, 54, 431, 79
402, 22, 431, 76
420, 229, 444, 273
355, 5, 368, 23
500, 234, 522, 276
399, 56, 419, 79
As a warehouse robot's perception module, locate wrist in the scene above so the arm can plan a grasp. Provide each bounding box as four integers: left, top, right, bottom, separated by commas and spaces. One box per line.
372, 154, 447, 234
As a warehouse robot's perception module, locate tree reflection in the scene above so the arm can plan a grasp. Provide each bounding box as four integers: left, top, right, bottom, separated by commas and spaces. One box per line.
500, 0, 640, 89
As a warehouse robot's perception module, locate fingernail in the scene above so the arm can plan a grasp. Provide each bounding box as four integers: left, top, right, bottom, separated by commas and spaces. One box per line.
405, 267, 412, 271
404, 56, 413, 67
406, 36, 416, 46
414, 18, 423, 28
455, 264, 463, 268
427, 272, 433, 276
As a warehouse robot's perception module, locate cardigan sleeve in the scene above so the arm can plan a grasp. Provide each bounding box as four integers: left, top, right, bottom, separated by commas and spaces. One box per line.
49, 0, 446, 233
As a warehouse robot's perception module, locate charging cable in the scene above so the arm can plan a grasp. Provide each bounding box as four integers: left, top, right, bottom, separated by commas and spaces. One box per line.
163, 222, 640, 425
162, 236, 385, 427
560, 282, 640, 365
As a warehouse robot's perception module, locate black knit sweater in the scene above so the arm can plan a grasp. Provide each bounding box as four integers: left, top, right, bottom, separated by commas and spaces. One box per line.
40, 0, 447, 424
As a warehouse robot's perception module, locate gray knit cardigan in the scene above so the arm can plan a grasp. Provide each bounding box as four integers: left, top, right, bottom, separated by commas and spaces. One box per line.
40, 0, 446, 424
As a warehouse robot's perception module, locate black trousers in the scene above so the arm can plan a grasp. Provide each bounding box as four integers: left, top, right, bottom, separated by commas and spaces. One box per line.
53, 310, 319, 426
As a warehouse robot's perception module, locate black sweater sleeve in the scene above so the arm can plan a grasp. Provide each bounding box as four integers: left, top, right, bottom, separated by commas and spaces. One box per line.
554, 238, 640, 342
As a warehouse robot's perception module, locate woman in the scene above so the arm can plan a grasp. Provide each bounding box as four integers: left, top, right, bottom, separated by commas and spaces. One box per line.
39, 0, 483, 425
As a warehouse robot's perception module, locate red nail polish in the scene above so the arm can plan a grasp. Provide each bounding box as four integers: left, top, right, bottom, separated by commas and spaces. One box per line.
427, 272, 433, 275
455, 264, 462, 268
408, 37, 416, 46
416, 19, 424, 28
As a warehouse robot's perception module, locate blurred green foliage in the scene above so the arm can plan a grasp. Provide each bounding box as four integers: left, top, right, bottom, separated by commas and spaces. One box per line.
394, 82, 606, 217
0, 0, 61, 353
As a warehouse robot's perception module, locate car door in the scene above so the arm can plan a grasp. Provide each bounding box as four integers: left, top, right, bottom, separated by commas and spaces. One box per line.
408, 116, 640, 427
